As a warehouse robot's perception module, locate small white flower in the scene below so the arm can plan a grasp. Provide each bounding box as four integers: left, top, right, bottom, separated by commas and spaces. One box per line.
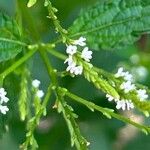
106, 94, 134, 111
81, 47, 93, 62
106, 94, 114, 102
36, 90, 44, 98
116, 99, 134, 111
0, 88, 7, 97
73, 37, 86, 46
0, 88, 9, 114
115, 67, 125, 78
126, 100, 134, 110
66, 45, 77, 55
32, 79, 41, 88
0, 105, 9, 115
124, 72, 133, 81
64, 55, 74, 65
137, 89, 148, 101
115, 68, 133, 81
116, 100, 126, 110
66, 62, 76, 73
0, 96, 9, 104
86, 141, 90, 146
0, 88, 9, 104
120, 81, 136, 93
74, 66, 83, 75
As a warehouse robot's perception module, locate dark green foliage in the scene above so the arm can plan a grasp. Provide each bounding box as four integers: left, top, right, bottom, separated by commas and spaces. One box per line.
69, 0, 150, 50
0, 13, 24, 62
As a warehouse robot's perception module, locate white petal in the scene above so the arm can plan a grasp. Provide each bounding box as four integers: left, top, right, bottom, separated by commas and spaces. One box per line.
73, 37, 86, 46
36, 90, 44, 98
66, 45, 77, 55
0, 105, 9, 115
32, 79, 41, 88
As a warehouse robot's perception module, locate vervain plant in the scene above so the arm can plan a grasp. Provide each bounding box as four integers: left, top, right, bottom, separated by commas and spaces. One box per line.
1, 0, 150, 149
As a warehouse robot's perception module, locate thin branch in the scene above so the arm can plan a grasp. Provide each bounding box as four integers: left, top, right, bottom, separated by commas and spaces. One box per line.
58, 87, 150, 134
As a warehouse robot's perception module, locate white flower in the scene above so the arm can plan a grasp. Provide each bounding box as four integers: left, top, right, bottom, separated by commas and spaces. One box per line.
116, 100, 126, 110
66, 45, 77, 55
36, 90, 44, 98
116, 99, 134, 110
0, 105, 9, 115
86, 141, 91, 146
125, 100, 134, 110
0, 96, 9, 104
106, 94, 114, 102
123, 71, 133, 81
137, 89, 148, 101
115, 67, 133, 81
120, 81, 136, 93
66, 62, 83, 75
106, 94, 134, 111
0, 88, 7, 97
0, 88, 9, 104
32, 79, 41, 88
81, 47, 92, 62
73, 37, 86, 46
64, 55, 74, 65
74, 66, 83, 75
66, 62, 76, 73
115, 67, 125, 78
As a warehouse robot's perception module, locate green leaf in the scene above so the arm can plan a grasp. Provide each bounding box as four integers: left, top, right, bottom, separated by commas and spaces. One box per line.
27, 0, 37, 8
0, 13, 26, 62
69, 0, 150, 50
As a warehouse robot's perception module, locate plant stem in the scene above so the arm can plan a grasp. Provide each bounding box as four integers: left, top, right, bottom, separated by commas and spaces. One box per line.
45, 0, 69, 43
38, 48, 57, 86
46, 48, 67, 60
59, 88, 150, 133
0, 49, 37, 79
22, 84, 52, 149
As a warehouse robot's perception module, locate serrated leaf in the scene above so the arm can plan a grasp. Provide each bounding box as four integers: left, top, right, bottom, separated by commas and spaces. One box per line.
69, 0, 150, 50
0, 13, 25, 62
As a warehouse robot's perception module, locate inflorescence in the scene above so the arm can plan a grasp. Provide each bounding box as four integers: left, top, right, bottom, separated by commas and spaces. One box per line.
0, 88, 9, 115
106, 67, 149, 111
32, 79, 44, 98
64, 37, 93, 75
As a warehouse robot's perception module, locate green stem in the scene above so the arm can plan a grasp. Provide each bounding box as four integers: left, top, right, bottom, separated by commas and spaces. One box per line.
57, 94, 88, 150
22, 84, 52, 149
0, 49, 37, 79
45, 0, 68, 43
38, 48, 57, 86
59, 88, 150, 133
46, 48, 67, 60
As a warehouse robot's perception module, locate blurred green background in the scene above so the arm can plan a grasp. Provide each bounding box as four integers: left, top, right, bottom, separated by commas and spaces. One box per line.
0, 0, 150, 150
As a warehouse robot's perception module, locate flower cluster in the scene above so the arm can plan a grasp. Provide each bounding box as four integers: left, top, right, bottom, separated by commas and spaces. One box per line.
64, 37, 93, 75
106, 94, 134, 111
106, 67, 149, 111
0, 88, 9, 115
32, 79, 44, 98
